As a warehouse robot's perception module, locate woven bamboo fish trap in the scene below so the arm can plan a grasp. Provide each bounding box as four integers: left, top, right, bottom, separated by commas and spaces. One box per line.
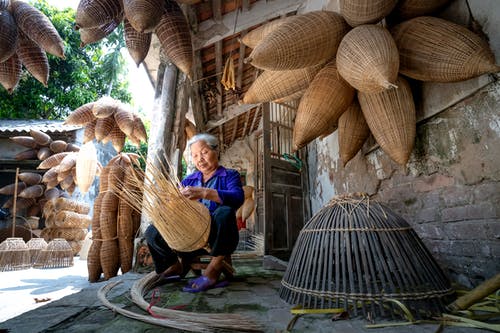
54, 197, 90, 214
247, 11, 350, 71
340, 0, 398, 27
0, 182, 26, 195
76, 141, 98, 193
338, 99, 370, 166
358, 75, 415, 166
18, 184, 44, 199
49, 140, 68, 153
10, 136, 38, 149
279, 193, 454, 318
11, 0, 65, 59
64, 102, 96, 126
0, 53, 22, 94
79, 17, 122, 47
155, 0, 193, 77
337, 25, 399, 93
123, 0, 163, 33
240, 18, 286, 49
0, 238, 31, 271
273, 89, 305, 104
117, 156, 211, 252
17, 32, 49, 87
293, 61, 355, 150
100, 239, 120, 280
242, 64, 323, 104
0, 8, 18, 63
33, 238, 74, 268
55, 211, 91, 229
26, 237, 48, 264
391, 16, 500, 82
18, 172, 42, 186
75, 0, 122, 30
391, 0, 452, 21
124, 18, 152, 66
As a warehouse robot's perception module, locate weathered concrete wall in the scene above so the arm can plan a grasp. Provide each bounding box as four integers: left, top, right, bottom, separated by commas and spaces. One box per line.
219, 134, 256, 188
306, 0, 500, 287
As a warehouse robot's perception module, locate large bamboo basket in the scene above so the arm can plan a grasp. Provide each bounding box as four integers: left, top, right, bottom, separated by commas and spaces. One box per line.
391, 16, 500, 82
64, 102, 96, 126
124, 18, 152, 66
273, 89, 305, 104
11, 0, 64, 59
155, 1, 193, 77
240, 18, 286, 49
0, 237, 31, 271
17, 32, 49, 86
79, 17, 122, 47
279, 193, 454, 318
54, 197, 90, 214
358, 76, 416, 166
18, 172, 42, 186
338, 99, 370, 166
246, 11, 350, 71
293, 61, 355, 150
26, 237, 48, 264
75, 0, 122, 30
100, 239, 119, 280
0, 53, 22, 94
340, 0, 398, 27
117, 158, 211, 252
0, 8, 18, 63
337, 25, 399, 93
391, 0, 452, 21
87, 239, 102, 282
55, 211, 91, 229
76, 141, 98, 194
242, 64, 322, 105
33, 238, 73, 269
123, 0, 163, 33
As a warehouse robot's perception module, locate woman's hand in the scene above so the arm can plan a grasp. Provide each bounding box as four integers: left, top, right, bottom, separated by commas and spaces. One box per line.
180, 186, 207, 200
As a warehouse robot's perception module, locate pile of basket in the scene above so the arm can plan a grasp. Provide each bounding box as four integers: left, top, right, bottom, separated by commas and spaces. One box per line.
87, 152, 142, 282
41, 197, 90, 255
240, 0, 499, 167
0, 0, 65, 93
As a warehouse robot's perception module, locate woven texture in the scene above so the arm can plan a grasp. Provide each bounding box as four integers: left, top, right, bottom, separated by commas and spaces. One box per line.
337, 25, 399, 93
0, 9, 18, 63
64, 102, 96, 126
19, 172, 42, 186
340, 0, 398, 27
247, 11, 350, 71
87, 240, 102, 282
293, 61, 355, 150
392, 0, 452, 20
242, 64, 323, 104
33, 238, 74, 268
279, 193, 453, 318
241, 18, 286, 49
123, 0, 163, 33
338, 99, 370, 166
26, 237, 48, 264
155, 0, 193, 77
273, 89, 305, 104
55, 211, 91, 229
358, 76, 416, 166
11, 0, 64, 59
54, 197, 90, 214
391, 16, 500, 82
76, 142, 98, 194
0, 237, 31, 271
100, 239, 120, 280
75, 0, 122, 30
16, 32, 49, 86
0, 54, 22, 94
124, 18, 152, 66
79, 17, 122, 47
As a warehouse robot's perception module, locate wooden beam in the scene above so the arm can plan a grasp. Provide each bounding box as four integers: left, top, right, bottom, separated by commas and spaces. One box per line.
192, 0, 304, 50
236, 29, 246, 90
250, 104, 261, 132
230, 117, 238, 145
242, 105, 251, 136
206, 103, 258, 130
215, 40, 223, 118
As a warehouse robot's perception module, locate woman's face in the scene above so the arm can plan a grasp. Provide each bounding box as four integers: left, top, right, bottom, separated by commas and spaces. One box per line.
190, 140, 219, 175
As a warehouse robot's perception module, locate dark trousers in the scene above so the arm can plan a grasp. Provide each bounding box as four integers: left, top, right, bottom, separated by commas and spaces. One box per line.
145, 205, 239, 274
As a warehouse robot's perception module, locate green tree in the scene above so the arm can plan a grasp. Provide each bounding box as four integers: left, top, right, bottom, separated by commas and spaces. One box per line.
0, 0, 131, 119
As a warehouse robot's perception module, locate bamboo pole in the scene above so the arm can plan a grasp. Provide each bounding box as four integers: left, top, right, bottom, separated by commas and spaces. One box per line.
447, 273, 500, 312
11, 167, 19, 237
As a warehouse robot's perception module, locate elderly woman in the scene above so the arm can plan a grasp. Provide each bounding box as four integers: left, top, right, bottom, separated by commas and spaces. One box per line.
145, 133, 244, 292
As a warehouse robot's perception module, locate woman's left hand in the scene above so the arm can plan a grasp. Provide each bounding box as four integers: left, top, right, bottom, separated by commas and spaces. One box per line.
180, 186, 207, 200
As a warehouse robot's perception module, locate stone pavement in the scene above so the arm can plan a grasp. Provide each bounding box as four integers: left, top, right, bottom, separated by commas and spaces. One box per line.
0, 257, 487, 333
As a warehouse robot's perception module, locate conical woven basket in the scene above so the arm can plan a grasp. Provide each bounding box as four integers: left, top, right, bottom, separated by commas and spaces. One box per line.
240, 18, 286, 49
100, 239, 119, 280
124, 18, 152, 66
54, 197, 90, 214
75, 0, 122, 30
76, 141, 98, 194
0, 237, 31, 271
391, 16, 500, 82
338, 99, 370, 166
358, 76, 415, 166
123, 0, 163, 33
293, 61, 355, 150
0, 54, 22, 94
26, 237, 48, 264
340, 0, 398, 27
247, 11, 350, 71
273, 89, 305, 104
155, 0, 193, 77
0, 8, 18, 63
242, 64, 323, 104
33, 238, 74, 268
391, 0, 452, 21
79, 18, 122, 47
337, 25, 399, 93
17, 33, 49, 86
279, 193, 454, 318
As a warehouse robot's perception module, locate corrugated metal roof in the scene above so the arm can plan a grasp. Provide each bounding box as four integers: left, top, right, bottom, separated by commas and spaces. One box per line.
0, 120, 82, 135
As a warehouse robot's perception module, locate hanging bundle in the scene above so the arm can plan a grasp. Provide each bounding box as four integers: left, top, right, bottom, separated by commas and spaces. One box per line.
221, 56, 236, 91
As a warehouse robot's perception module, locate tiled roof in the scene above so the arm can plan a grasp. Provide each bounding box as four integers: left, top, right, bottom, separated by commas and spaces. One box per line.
0, 120, 82, 135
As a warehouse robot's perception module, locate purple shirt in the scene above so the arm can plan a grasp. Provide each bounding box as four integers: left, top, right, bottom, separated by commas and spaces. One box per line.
181, 166, 244, 214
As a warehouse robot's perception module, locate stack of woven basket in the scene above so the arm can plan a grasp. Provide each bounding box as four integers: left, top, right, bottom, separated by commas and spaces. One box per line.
240, 0, 499, 167
41, 197, 90, 255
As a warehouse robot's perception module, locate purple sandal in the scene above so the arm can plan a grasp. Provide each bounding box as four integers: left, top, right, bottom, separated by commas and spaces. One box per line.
182, 276, 229, 293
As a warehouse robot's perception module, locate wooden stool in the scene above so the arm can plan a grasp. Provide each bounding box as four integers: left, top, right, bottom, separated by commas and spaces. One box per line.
188, 255, 235, 280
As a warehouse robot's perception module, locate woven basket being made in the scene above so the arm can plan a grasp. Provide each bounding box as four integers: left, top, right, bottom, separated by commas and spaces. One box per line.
279, 193, 454, 318
358, 75, 416, 166
337, 24, 399, 93
247, 11, 350, 71
340, 0, 398, 27
391, 16, 500, 82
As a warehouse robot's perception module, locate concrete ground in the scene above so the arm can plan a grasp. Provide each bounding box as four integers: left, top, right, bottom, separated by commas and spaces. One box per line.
0, 257, 489, 333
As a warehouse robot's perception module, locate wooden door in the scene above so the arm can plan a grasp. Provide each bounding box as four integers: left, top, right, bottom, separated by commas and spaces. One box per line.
255, 101, 310, 261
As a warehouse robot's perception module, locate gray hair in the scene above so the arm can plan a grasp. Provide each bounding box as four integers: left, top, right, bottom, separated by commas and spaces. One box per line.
187, 133, 219, 151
